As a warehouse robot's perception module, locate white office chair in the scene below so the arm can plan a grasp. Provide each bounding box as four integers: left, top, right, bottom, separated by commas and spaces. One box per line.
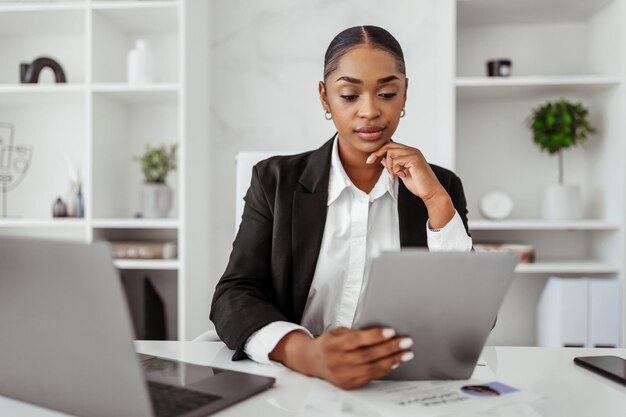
235, 150, 303, 232
197, 151, 304, 343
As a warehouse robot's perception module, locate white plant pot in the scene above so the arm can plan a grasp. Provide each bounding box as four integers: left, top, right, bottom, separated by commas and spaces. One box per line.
541, 184, 582, 220
141, 183, 172, 218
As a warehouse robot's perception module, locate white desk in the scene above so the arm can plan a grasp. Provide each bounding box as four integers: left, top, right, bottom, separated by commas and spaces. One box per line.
1, 342, 625, 416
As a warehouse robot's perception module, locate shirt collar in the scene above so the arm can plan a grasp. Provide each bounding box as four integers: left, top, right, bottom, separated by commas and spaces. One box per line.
327, 137, 397, 206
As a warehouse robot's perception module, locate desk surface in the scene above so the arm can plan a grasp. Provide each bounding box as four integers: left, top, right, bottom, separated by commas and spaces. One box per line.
1, 342, 625, 416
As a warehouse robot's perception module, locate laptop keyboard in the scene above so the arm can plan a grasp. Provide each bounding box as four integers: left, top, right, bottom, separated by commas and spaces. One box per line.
147, 381, 222, 417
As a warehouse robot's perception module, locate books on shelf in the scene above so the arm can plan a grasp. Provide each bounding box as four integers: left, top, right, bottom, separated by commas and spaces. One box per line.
110, 241, 177, 260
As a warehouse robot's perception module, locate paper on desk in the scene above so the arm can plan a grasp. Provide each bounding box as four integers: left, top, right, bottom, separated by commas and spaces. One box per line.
297, 379, 384, 417
345, 364, 542, 417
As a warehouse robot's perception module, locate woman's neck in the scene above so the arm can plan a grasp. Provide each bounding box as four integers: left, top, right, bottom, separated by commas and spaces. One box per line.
337, 138, 384, 194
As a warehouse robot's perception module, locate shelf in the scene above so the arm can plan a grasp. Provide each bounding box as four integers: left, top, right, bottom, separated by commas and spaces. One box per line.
92, 1, 179, 11
113, 259, 179, 270
457, 0, 614, 27
92, 84, 179, 103
515, 261, 619, 275
0, 84, 85, 104
469, 219, 620, 231
92, 218, 179, 229
92, 3, 178, 33
0, 218, 86, 228
456, 76, 620, 100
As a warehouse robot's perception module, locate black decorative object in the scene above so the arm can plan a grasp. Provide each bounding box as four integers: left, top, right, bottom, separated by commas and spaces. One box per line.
20, 56, 67, 84
143, 277, 167, 340
120, 274, 167, 340
52, 197, 67, 218
0, 123, 33, 218
486, 59, 512, 77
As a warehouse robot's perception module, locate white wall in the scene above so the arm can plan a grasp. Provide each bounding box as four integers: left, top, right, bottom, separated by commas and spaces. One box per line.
206, 0, 455, 329
184, 0, 212, 339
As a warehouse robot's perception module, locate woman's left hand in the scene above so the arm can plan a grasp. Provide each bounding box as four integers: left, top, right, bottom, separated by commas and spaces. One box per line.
366, 141, 455, 228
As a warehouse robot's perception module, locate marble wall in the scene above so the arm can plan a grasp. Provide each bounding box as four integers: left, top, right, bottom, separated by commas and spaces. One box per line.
207, 0, 455, 315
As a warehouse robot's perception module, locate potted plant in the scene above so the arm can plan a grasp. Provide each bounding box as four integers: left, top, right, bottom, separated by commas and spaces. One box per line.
134, 143, 177, 218
528, 99, 596, 220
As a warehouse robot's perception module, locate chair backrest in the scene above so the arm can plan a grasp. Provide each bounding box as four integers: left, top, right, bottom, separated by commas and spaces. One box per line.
235, 151, 302, 233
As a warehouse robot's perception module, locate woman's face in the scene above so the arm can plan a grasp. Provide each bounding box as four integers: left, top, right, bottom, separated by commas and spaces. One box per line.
320, 46, 407, 158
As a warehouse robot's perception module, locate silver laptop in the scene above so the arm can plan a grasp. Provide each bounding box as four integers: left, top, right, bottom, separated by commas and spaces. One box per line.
0, 237, 274, 417
353, 250, 517, 380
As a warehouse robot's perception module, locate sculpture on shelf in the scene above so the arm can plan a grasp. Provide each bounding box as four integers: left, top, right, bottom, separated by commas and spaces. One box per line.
20, 56, 67, 84
0, 123, 33, 218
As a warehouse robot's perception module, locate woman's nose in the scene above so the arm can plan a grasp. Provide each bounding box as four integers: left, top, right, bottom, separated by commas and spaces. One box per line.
357, 96, 381, 119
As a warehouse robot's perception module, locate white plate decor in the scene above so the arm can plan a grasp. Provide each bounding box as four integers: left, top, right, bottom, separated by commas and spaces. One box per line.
479, 191, 513, 220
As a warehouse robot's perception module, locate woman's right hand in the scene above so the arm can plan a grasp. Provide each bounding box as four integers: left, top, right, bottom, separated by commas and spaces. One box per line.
269, 327, 414, 390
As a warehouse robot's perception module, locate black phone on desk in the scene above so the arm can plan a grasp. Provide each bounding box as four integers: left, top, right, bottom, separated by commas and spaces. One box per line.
574, 356, 626, 386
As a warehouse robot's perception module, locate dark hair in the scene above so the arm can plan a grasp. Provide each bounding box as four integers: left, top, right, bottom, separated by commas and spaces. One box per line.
323, 26, 406, 80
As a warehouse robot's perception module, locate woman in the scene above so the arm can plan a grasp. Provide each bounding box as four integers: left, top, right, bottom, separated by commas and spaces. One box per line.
210, 26, 472, 390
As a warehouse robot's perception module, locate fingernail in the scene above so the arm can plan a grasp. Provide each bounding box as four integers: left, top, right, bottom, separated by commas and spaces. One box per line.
399, 338, 413, 349
391, 364, 400, 370
382, 328, 395, 338
401, 352, 414, 362
366, 154, 376, 164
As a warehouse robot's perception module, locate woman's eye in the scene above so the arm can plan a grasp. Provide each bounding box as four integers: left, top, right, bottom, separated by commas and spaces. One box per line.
340, 95, 359, 102
380, 93, 397, 99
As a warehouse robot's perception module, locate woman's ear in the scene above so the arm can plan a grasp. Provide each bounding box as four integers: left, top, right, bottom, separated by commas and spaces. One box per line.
403, 78, 409, 108
318, 81, 330, 112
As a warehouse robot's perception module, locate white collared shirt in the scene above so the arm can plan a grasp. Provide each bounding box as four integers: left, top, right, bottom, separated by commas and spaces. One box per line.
244, 138, 473, 364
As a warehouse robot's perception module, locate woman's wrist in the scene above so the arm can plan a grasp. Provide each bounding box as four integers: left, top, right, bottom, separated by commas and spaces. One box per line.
268, 330, 316, 376
423, 188, 455, 230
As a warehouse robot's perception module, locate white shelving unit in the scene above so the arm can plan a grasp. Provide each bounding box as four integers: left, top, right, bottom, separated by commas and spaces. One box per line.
0, 0, 209, 342
468, 219, 620, 231
515, 261, 619, 275
113, 259, 180, 270
456, 0, 626, 347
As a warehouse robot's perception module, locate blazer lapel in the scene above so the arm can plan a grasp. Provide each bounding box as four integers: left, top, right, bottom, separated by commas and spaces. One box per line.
398, 180, 429, 247
291, 136, 334, 323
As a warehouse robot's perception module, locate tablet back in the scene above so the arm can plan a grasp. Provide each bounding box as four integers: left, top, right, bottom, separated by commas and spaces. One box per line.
352, 250, 517, 380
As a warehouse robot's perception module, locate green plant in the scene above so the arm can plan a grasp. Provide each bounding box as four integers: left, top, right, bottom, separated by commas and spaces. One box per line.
528, 99, 596, 185
134, 143, 178, 183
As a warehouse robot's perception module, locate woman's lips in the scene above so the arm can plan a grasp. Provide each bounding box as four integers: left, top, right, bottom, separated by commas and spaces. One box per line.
354, 126, 385, 141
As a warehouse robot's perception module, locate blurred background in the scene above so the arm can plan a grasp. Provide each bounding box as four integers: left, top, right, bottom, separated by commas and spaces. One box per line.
0, 0, 623, 350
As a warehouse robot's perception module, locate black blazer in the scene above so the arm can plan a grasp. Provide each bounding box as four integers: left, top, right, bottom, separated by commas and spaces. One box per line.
210, 136, 470, 360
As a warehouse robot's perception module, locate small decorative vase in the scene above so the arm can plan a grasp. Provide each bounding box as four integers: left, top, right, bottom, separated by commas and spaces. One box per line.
541, 184, 582, 220
52, 197, 67, 218
127, 39, 155, 84
141, 183, 172, 218
73, 185, 84, 218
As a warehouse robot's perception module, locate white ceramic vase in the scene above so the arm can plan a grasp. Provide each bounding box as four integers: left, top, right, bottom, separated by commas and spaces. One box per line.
541, 184, 582, 220
141, 183, 172, 218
